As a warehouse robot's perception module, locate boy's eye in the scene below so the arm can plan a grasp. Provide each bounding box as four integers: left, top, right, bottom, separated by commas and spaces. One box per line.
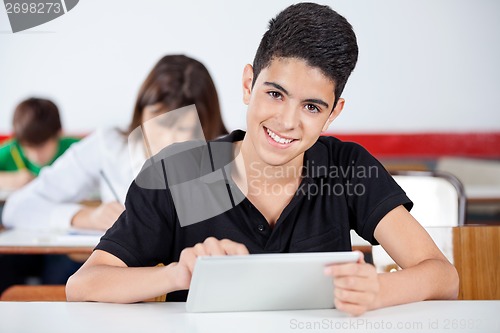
305, 104, 320, 113
268, 91, 283, 100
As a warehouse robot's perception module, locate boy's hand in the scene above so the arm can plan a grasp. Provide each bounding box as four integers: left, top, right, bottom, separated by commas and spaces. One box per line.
16, 169, 35, 187
324, 251, 380, 316
71, 202, 125, 230
7, 169, 35, 189
90, 202, 125, 229
170, 237, 249, 290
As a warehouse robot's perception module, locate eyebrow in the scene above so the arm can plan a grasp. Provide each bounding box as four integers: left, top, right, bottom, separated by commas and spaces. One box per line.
263, 81, 330, 110
264, 82, 289, 96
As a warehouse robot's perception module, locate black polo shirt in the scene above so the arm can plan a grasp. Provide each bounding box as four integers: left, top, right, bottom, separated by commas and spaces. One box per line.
96, 130, 412, 301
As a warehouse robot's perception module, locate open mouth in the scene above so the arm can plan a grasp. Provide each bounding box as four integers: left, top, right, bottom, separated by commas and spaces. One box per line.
264, 126, 297, 146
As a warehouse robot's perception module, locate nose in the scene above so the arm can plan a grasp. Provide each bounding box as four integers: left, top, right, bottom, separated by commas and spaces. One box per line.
277, 105, 300, 130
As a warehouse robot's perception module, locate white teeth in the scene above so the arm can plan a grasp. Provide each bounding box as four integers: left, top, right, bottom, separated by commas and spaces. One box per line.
266, 128, 293, 144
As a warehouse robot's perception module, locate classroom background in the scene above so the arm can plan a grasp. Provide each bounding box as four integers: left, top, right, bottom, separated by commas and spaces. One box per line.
1, 0, 499, 135
2, 0, 499, 220
0, 0, 498, 304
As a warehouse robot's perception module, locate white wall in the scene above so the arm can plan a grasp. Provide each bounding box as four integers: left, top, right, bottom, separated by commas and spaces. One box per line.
1, 0, 499, 134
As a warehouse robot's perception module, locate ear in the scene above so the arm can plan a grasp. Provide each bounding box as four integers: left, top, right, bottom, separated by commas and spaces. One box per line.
242, 64, 254, 105
322, 98, 345, 132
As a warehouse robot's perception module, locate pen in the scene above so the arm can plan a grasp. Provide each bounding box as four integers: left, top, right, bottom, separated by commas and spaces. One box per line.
99, 169, 120, 203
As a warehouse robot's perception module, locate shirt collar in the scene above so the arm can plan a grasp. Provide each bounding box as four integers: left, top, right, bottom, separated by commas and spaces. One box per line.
303, 139, 330, 178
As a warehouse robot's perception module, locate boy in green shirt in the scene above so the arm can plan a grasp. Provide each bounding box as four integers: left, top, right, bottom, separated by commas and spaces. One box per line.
0, 98, 79, 190
0, 97, 80, 294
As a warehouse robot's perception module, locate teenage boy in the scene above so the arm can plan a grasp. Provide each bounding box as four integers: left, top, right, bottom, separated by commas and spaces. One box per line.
66, 3, 458, 316
0, 97, 79, 191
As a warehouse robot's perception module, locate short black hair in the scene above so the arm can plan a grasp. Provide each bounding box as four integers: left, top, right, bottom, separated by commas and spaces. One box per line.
252, 2, 358, 109
13, 97, 62, 146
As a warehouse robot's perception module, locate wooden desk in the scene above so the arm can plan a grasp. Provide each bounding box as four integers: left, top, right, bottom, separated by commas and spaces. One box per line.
0, 228, 371, 256
453, 225, 500, 300
0, 228, 101, 255
0, 301, 498, 333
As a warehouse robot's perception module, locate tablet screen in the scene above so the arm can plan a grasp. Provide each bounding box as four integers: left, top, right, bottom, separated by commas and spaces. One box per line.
186, 251, 359, 312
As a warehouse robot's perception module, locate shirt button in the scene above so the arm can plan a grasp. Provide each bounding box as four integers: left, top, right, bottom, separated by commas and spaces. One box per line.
257, 224, 265, 232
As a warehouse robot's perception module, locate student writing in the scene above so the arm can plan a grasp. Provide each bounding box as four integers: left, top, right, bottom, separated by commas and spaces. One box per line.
0, 97, 79, 293
0, 98, 78, 191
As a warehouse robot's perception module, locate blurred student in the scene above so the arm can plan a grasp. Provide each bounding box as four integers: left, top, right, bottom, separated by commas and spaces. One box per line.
0, 98, 79, 293
0, 98, 79, 191
3, 55, 228, 231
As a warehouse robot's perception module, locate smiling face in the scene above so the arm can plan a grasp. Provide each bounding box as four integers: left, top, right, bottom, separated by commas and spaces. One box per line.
240, 57, 344, 169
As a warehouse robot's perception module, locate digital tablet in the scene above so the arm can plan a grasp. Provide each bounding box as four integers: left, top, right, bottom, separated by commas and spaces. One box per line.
186, 251, 359, 312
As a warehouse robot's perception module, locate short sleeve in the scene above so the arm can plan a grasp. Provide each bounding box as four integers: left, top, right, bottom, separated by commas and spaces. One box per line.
95, 162, 176, 267
338, 143, 413, 245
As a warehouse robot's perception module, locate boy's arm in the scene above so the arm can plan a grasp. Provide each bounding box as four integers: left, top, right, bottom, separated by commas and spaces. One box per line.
325, 205, 459, 316
373, 205, 459, 303
3, 130, 105, 230
66, 249, 179, 303
0, 170, 34, 190
66, 237, 248, 303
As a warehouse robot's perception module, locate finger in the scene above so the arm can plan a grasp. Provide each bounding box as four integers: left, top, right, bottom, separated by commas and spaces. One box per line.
355, 251, 365, 264
203, 237, 226, 256
192, 243, 208, 257
325, 262, 375, 278
334, 298, 367, 317
180, 244, 206, 274
220, 239, 249, 255
324, 251, 366, 275
334, 286, 375, 306
333, 275, 375, 292
179, 248, 197, 274
167, 262, 191, 290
